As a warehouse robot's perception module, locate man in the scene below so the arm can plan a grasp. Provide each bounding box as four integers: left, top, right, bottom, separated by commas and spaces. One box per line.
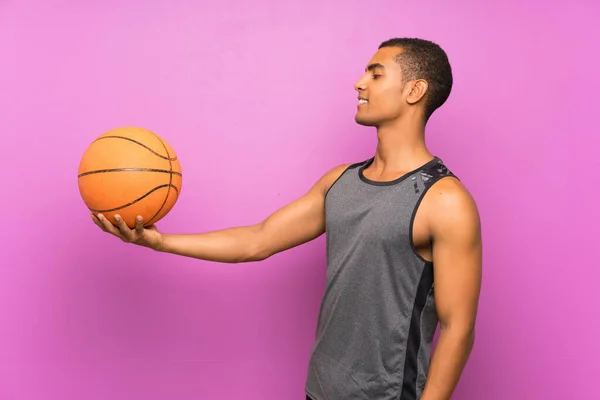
92, 37, 482, 400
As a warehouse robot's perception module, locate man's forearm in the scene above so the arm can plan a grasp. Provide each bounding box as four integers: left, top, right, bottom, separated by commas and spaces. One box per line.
157, 225, 266, 263
420, 327, 475, 400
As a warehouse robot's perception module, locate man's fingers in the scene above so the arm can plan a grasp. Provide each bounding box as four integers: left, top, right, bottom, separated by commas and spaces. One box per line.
114, 215, 134, 241
91, 214, 106, 231
98, 214, 127, 240
135, 216, 145, 235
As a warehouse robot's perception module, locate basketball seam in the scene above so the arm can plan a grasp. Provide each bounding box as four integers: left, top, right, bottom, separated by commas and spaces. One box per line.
93, 136, 178, 161
87, 184, 179, 213
145, 134, 175, 225
78, 168, 182, 178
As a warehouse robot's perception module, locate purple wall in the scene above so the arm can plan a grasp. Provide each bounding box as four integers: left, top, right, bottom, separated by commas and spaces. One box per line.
1, 1, 598, 399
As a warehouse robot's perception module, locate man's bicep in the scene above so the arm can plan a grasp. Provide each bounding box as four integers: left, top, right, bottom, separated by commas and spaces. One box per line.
257, 163, 351, 258
430, 181, 482, 331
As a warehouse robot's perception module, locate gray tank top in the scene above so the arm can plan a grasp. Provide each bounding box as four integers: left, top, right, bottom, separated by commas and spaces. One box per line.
305, 156, 456, 400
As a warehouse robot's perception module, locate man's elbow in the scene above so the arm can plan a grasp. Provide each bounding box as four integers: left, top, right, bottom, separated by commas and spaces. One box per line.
245, 224, 274, 262
248, 245, 271, 262
244, 242, 271, 263
440, 320, 476, 347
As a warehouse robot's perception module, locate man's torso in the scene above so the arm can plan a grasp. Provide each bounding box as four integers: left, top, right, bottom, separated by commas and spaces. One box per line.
305, 156, 456, 400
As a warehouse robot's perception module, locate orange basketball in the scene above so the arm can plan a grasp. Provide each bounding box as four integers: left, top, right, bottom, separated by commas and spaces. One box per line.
78, 126, 182, 228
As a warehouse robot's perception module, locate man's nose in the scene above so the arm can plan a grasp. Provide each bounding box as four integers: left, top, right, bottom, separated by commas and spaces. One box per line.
354, 75, 367, 92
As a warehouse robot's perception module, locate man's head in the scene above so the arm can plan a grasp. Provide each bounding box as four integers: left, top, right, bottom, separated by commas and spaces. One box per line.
354, 38, 453, 127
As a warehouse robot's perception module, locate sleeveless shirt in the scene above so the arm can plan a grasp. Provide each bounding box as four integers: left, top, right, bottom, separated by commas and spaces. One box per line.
305, 156, 456, 400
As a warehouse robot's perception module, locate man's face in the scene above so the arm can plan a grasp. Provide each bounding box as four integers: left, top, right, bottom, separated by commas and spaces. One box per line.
354, 47, 408, 127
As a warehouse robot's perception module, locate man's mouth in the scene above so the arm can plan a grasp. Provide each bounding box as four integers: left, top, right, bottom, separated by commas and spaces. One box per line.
359, 99, 368, 105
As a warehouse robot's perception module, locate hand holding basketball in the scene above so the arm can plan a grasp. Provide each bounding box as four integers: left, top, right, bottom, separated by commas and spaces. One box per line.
91, 213, 163, 250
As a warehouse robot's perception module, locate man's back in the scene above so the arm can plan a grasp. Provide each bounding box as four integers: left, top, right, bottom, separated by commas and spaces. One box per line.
305, 156, 456, 400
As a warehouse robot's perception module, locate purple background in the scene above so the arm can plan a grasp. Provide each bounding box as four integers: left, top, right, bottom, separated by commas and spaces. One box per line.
1, 0, 599, 399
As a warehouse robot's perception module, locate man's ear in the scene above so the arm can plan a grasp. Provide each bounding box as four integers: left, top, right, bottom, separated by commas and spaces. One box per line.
406, 79, 428, 105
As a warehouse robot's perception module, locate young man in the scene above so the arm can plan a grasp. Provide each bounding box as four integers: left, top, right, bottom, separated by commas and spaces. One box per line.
92, 38, 482, 400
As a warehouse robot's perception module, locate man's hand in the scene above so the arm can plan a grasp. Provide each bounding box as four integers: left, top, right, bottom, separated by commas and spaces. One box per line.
91, 213, 164, 251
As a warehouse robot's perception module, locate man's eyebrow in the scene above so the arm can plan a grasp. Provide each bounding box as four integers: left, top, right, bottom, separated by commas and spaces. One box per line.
365, 63, 385, 72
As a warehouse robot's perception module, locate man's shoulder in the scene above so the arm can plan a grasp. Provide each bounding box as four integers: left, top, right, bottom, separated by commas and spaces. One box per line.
425, 176, 480, 234
317, 159, 368, 193
326, 160, 365, 178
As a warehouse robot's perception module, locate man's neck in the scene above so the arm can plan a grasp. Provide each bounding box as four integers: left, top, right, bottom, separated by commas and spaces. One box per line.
371, 118, 433, 174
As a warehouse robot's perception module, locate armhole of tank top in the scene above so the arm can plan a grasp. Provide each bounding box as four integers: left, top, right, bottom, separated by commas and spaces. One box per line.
408, 174, 460, 264
324, 159, 371, 201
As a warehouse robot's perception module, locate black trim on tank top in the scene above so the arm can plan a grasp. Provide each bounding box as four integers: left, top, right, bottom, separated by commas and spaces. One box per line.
358, 156, 440, 187
408, 160, 459, 263
400, 261, 434, 400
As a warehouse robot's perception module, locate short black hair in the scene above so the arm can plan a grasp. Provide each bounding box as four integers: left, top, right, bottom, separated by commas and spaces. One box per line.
379, 38, 453, 121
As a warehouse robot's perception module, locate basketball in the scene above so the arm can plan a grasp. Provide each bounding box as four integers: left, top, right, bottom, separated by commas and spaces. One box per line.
78, 126, 182, 228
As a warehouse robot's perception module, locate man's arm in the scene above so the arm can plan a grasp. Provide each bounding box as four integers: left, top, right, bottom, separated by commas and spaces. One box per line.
420, 178, 482, 400
94, 164, 351, 263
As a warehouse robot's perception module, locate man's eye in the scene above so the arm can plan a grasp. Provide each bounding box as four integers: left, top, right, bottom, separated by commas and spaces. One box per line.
372, 74, 381, 79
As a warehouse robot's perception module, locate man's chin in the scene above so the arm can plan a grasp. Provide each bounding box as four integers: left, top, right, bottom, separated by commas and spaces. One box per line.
354, 115, 378, 127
